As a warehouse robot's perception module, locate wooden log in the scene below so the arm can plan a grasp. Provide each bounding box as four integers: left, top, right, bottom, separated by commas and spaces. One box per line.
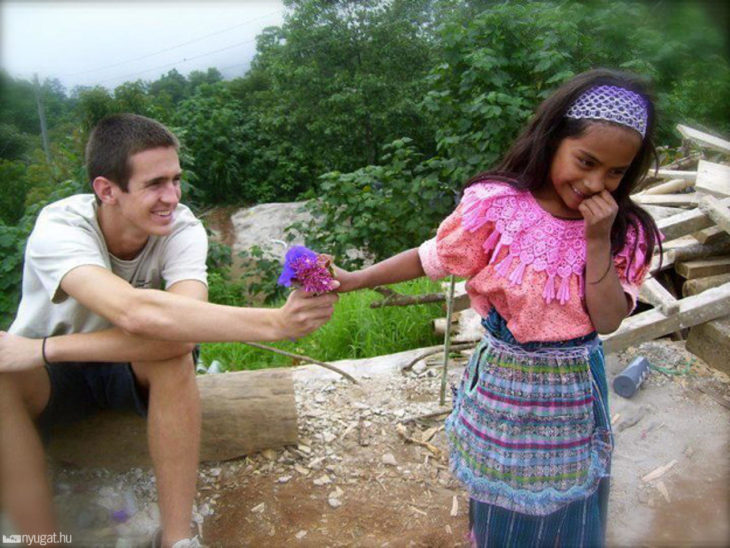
633, 194, 699, 208
683, 273, 730, 297
433, 313, 460, 336
655, 197, 730, 241
695, 160, 730, 198
47, 368, 299, 469
675, 256, 730, 280
699, 195, 730, 234
642, 178, 694, 195
602, 282, 730, 354
638, 277, 679, 315
677, 124, 730, 154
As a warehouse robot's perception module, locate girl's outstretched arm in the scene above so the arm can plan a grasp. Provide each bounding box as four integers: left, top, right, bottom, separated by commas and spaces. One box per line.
334, 248, 425, 293
581, 190, 632, 333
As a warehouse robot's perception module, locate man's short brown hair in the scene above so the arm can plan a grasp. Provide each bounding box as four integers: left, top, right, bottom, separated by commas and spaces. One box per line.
85, 113, 179, 192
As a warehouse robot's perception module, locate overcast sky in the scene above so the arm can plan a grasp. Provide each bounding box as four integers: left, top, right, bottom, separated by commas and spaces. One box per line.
1, 1, 286, 92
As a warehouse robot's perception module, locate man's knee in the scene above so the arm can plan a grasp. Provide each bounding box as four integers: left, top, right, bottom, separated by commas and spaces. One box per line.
132, 353, 196, 392
0, 369, 50, 418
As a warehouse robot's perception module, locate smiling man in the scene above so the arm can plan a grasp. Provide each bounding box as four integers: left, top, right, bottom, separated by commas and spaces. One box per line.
0, 114, 338, 547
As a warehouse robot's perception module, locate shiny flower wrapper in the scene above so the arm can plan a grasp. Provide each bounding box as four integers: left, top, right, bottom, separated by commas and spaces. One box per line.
277, 246, 335, 294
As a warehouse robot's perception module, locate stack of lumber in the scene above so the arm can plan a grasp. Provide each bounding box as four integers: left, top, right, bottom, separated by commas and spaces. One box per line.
611, 124, 730, 373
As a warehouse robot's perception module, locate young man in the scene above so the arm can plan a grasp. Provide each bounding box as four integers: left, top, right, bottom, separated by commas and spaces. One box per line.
0, 114, 338, 547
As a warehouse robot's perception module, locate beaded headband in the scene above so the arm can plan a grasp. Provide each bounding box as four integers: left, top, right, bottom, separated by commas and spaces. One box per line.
565, 85, 648, 137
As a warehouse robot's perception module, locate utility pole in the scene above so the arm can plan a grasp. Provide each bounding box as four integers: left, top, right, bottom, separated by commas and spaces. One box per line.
33, 73, 52, 164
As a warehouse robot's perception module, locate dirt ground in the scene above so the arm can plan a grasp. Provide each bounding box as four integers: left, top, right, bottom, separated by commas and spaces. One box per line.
196, 338, 729, 548
6, 337, 724, 547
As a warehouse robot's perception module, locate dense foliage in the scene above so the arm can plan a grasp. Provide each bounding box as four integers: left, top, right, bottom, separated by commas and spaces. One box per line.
1, 0, 728, 324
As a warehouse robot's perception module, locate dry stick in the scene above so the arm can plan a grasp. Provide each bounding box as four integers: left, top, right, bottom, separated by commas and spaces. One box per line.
369, 286, 445, 308
241, 341, 359, 384
440, 275, 457, 406
401, 342, 477, 373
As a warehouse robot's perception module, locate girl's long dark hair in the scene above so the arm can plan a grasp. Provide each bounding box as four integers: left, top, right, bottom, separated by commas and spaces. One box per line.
467, 68, 662, 270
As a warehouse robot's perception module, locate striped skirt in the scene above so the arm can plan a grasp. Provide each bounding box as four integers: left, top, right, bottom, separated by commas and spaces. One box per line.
446, 311, 612, 546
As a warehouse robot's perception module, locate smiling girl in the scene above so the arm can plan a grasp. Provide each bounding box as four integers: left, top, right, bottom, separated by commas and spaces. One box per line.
335, 69, 662, 546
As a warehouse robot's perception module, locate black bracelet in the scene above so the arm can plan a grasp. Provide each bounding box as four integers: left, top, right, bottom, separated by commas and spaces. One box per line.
41, 336, 52, 366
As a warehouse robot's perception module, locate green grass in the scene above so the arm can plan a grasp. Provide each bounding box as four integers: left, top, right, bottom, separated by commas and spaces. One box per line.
199, 278, 444, 372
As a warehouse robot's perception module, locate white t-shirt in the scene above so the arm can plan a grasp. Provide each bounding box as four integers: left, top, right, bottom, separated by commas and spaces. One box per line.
9, 194, 208, 338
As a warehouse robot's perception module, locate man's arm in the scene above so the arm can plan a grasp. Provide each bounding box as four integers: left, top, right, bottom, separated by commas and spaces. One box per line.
60, 265, 336, 343
45, 279, 208, 364
0, 280, 208, 371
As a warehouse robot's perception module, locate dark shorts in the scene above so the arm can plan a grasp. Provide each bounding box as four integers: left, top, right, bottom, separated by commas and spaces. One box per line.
36, 348, 199, 441
36, 361, 149, 441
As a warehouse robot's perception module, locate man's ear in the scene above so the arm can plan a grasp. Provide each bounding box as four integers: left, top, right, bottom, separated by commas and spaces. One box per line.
92, 177, 119, 204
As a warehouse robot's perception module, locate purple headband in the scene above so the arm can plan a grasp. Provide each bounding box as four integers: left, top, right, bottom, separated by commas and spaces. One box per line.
565, 85, 648, 137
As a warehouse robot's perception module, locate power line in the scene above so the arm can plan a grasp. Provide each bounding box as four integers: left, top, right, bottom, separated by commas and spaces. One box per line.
98, 36, 260, 86
65, 10, 282, 78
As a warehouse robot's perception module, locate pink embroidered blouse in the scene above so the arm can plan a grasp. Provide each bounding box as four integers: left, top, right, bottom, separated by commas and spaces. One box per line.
418, 181, 650, 343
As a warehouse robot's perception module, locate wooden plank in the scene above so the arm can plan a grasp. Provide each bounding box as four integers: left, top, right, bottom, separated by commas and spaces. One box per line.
602, 282, 730, 354
696, 160, 730, 197
655, 169, 697, 181
683, 273, 730, 297
699, 195, 730, 234
642, 178, 694, 195
667, 239, 730, 264
693, 226, 726, 245
655, 197, 730, 241
638, 277, 679, 315
633, 194, 699, 207
675, 256, 730, 279
677, 124, 730, 154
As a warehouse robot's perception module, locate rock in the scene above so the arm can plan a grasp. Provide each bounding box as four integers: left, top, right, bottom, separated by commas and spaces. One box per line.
295, 530, 308, 540
412, 360, 427, 374
328, 497, 342, 508
251, 502, 265, 513
277, 475, 292, 483
313, 474, 332, 486
382, 453, 398, 466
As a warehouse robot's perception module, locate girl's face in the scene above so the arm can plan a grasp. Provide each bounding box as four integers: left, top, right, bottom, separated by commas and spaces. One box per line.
542, 122, 642, 218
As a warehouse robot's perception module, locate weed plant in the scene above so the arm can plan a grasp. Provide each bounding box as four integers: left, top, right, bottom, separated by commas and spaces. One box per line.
199, 278, 445, 372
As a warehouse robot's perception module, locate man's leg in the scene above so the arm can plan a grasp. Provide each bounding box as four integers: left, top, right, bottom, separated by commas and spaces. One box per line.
132, 353, 200, 547
0, 369, 56, 535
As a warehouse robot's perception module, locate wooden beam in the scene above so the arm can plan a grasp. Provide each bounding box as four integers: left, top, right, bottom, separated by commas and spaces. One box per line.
47, 368, 299, 469
677, 124, 730, 154
602, 282, 730, 354
675, 256, 730, 280
693, 226, 727, 245
655, 169, 697, 181
667, 239, 730, 264
633, 194, 699, 208
683, 273, 730, 297
638, 277, 679, 315
655, 197, 730, 241
695, 160, 730, 198
699, 195, 730, 234
641, 178, 694, 195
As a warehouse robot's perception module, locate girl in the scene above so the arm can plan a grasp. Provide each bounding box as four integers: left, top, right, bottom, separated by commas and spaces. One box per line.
335, 68, 662, 547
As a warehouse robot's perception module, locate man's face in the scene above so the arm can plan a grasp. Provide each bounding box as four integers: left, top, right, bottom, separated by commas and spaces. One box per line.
115, 146, 182, 237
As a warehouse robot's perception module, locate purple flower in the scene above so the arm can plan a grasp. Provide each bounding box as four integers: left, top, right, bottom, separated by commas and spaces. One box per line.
278, 246, 334, 293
